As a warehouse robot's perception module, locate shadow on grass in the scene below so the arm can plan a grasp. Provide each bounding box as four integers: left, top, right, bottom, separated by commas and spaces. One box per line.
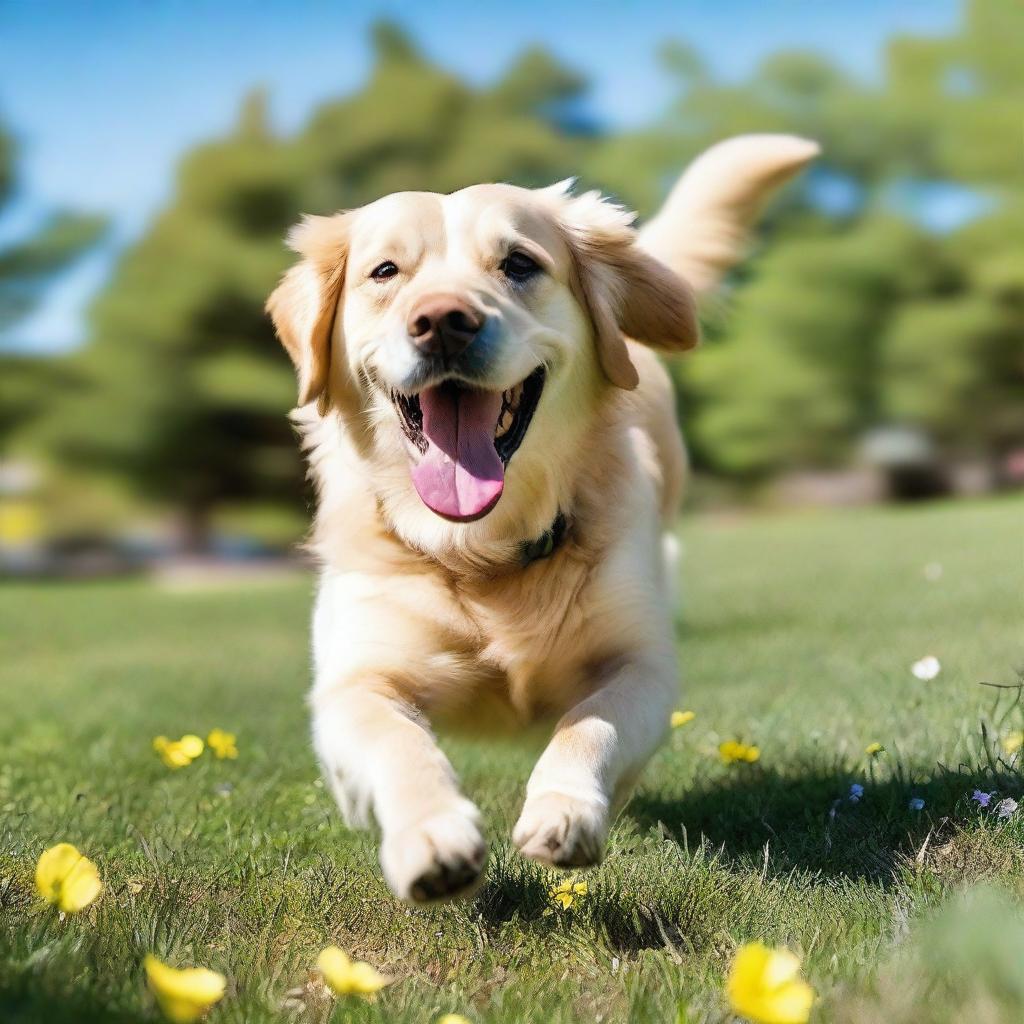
628, 759, 1023, 882
472, 850, 706, 957
470, 760, 1022, 956
474, 761, 1024, 956
473, 847, 556, 925
0, 984, 141, 1024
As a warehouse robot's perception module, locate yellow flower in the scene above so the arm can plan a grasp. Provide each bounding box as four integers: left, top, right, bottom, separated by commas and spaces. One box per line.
865, 742, 885, 756
437, 1017, 472, 1024
153, 734, 204, 768
316, 946, 389, 998
206, 729, 238, 759
671, 710, 696, 728
549, 878, 588, 910
153, 737, 190, 768
179, 734, 204, 757
726, 942, 815, 1024
144, 955, 226, 1023
35, 843, 102, 913
1002, 731, 1024, 755
719, 740, 761, 764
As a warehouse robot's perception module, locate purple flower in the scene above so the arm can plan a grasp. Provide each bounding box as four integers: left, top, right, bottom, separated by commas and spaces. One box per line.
972, 790, 993, 808
848, 783, 864, 803
909, 797, 925, 811
996, 797, 1018, 819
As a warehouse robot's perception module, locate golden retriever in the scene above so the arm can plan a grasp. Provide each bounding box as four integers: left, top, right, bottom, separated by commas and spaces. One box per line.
267, 134, 818, 902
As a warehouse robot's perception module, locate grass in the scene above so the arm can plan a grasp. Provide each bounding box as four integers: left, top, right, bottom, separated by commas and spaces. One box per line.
2, 495, 1024, 1023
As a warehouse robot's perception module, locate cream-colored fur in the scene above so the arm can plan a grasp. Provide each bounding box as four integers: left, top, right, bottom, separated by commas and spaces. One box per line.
267, 134, 817, 902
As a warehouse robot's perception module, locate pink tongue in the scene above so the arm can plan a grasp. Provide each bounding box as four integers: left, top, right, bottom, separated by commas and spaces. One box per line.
410, 385, 505, 521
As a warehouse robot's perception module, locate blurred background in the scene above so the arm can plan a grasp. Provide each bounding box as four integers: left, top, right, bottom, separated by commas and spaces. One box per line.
1, 0, 1021, 575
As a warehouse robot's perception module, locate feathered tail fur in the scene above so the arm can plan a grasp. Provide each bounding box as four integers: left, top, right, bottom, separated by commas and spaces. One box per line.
638, 134, 820, 295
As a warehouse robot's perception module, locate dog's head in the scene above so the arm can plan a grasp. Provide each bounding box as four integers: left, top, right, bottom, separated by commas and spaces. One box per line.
268, 182, 697, 528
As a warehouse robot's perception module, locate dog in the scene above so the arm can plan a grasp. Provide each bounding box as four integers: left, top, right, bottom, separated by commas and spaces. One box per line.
267, 134, 818, 903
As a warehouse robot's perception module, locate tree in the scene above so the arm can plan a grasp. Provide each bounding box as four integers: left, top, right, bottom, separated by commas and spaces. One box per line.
663, 0, 1024, 483
36, 2, 1024, 521
0, 115, 103, 456
877, 0, 1024, 474
687, 217, 954, 477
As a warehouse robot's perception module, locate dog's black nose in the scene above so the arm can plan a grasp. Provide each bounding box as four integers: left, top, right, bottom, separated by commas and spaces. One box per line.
407, 294, 484, 360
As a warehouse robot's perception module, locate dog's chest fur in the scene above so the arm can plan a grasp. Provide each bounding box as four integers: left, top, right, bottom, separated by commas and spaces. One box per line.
450, 547, 604, 719
420, 536, 622, 724
307, 388, 666, 729
313, 512, 629, 727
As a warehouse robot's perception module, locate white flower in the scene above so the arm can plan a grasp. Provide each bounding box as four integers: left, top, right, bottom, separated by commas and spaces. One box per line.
911, 656, 941, 681
923, 562, 943, 582
996, 798, 1018, 819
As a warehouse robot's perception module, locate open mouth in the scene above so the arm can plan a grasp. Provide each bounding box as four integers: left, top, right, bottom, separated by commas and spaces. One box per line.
390, 367, 545, 522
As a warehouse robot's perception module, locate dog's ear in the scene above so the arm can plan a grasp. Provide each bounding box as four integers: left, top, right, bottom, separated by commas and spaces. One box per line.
266, 213, 350, 407
548, 185, 699, 390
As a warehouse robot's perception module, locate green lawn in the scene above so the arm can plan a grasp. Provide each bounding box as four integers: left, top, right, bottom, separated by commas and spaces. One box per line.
2, 497, 1024, 1023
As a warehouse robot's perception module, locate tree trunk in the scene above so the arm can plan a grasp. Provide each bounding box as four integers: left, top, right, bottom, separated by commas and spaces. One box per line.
178, 501, 212, 556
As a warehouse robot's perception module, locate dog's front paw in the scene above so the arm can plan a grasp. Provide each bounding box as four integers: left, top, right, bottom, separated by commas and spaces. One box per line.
379, 801, 487, 904
513, 791, 608, 868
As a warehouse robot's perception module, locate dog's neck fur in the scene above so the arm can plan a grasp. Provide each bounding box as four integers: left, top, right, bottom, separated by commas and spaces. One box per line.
300, 384, 632, 582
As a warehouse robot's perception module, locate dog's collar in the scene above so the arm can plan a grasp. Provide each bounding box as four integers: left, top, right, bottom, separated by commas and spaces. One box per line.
519, 511, 569, 567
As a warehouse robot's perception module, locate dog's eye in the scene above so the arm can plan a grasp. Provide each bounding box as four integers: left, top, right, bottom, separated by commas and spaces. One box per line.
501, 250, 541, 283
370, 261, 399, 281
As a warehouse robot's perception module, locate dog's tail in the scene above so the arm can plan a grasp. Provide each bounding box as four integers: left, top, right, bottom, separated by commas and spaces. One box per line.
638, 134, 820, 296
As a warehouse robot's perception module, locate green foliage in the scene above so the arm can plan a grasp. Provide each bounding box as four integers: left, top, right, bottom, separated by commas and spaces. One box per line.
0, 212, 106, 332
668, 0, 1024, 478
0, 116, 104, 454
686, 217, 953, 476
0, 126, 100, 296
27, 1, 1024, 519
0, 357, 82, 456
882, 295, 1014, 448
0, 123, 12, 200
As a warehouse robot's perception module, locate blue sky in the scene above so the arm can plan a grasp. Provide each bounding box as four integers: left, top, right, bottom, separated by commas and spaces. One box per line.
0, 0, 960, 352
